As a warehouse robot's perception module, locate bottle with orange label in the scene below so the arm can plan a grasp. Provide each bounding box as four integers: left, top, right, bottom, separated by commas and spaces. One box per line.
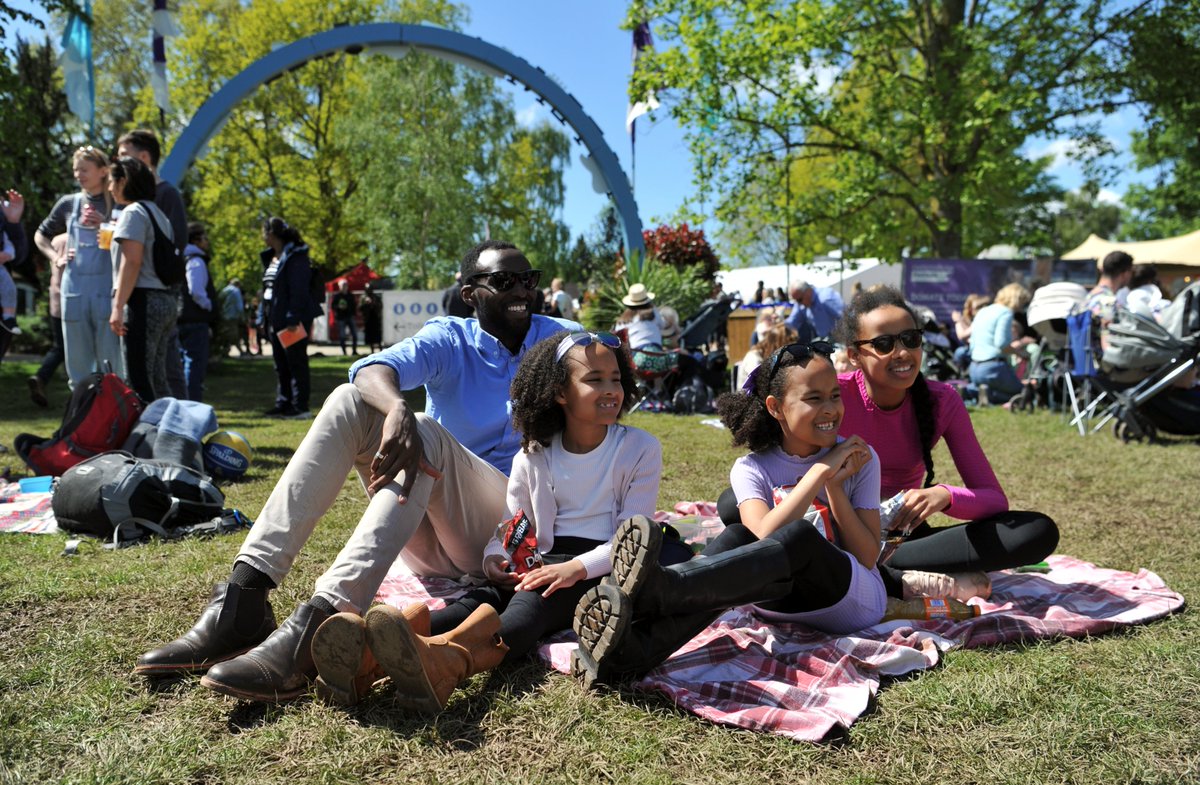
881, 596, 980, 622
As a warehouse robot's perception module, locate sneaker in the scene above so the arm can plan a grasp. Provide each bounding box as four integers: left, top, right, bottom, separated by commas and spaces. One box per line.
901, 570, 992, 602
285, 408, 312, 420
1, 317, 20, 335
263, 404, 293, 417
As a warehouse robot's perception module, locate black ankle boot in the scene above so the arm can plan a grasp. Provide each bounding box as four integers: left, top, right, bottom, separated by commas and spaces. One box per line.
571, 583, 719, 689
200, 602, 331, 702
135, 583, 276, 677
611, 516, 794, 618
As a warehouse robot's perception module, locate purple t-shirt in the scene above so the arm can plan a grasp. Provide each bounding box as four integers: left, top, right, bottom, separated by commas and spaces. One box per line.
729, 438, 881, 543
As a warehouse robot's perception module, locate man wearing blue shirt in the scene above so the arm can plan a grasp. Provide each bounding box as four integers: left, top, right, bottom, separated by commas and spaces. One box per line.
784, 281, 844, 343
136, 240, 579, 702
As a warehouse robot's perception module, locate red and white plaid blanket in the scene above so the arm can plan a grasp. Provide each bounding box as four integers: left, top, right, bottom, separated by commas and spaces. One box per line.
376, 546, 1184, 743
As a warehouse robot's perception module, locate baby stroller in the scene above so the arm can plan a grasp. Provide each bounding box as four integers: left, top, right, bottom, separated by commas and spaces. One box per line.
1009, 282, 1087, 413
1098, 287, 1200, 442
911, 305, 960, 382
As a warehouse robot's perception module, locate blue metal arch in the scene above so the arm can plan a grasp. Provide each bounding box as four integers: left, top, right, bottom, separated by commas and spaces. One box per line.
160, 23, 645, 257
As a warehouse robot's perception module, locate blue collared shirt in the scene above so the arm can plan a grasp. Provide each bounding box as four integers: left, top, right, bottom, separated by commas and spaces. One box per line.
784, 286, 845, 341
348, 314, 580, 475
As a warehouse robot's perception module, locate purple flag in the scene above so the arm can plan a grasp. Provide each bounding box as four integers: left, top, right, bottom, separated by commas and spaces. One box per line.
626, 22, 659, 134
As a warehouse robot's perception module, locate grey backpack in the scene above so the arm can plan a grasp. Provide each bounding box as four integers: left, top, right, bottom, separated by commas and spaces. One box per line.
52, 451, 226, 544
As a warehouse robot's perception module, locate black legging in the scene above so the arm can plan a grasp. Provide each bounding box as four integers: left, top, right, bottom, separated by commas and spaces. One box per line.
433, 532, 694, 659
701, 518, 852, 613
716, 487, 1059, 598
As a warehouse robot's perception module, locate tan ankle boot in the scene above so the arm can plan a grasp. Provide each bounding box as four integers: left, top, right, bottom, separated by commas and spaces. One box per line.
365, 603, 508, 715
312, 604, 431, 706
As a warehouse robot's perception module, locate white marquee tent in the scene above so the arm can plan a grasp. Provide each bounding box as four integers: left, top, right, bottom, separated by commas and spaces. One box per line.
716, 257, 902, 304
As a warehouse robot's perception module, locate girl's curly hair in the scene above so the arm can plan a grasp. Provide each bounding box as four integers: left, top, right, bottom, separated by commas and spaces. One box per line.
834, 285, 938, 488
715, 348, 834, 453
510, 333, 641, 451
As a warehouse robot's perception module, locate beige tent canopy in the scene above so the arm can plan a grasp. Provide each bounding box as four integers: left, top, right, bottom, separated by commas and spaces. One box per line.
1064, 230, 1200, 268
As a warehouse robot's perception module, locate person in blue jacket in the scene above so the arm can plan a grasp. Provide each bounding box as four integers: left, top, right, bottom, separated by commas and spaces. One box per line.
259, 217, 324, 418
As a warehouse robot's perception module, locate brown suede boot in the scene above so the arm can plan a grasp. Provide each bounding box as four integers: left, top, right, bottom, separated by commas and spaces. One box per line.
311, 605, 430, 707
365, 603, 508, 715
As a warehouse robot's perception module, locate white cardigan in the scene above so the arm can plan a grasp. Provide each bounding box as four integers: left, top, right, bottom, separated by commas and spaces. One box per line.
482, 424, 662, 579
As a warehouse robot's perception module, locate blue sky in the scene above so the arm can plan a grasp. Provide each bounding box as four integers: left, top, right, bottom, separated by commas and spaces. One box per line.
5, 0, 1150, 253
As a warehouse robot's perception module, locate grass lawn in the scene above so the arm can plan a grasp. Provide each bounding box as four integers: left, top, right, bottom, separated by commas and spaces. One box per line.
1, 353, 1197, 785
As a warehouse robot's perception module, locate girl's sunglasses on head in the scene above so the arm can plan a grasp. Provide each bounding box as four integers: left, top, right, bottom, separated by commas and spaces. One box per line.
469, 269, 542, 292
852, 329, 923, 355
741, 340, 834, 392
555, 331, 622, 362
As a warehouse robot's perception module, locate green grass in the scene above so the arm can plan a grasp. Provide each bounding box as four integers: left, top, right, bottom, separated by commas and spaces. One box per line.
1, 355, 1198, 785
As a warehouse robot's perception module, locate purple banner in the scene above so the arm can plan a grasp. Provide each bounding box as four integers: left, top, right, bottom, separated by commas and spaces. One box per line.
902, 258, 1096, 325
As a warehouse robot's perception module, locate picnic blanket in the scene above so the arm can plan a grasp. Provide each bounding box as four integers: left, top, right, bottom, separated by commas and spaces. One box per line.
375, 502, 1184, 742
0, 482, 58, 534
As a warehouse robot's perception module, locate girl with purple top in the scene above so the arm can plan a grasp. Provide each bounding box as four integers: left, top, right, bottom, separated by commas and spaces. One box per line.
572, 341, 888, 687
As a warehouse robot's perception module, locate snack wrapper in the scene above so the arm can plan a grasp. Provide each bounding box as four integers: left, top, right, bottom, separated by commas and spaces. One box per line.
495, 509, 543, 575
876, 491, 920, 565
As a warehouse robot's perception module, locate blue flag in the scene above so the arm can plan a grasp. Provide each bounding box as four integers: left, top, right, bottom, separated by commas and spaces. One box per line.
60, 0, 95, 134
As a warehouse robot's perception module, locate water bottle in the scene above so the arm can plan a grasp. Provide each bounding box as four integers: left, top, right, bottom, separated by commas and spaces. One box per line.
881, 596, 980, 622
978, 383, 990, 406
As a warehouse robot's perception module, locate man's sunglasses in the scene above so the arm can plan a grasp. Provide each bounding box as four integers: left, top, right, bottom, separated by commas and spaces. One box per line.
469, 269, 542, 292
851, 329, 923, 355
764, 340, 835, 384
555, 331, 622, 363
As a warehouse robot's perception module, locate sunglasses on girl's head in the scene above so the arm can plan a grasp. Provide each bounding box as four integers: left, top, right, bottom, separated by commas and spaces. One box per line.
851, 329, 923, 355
555, 331, 622, 363
469, 269, 542, 292
765, 340, 835, 383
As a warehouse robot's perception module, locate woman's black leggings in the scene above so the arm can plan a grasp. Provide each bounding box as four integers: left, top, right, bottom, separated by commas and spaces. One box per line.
716, 487, 1059, 597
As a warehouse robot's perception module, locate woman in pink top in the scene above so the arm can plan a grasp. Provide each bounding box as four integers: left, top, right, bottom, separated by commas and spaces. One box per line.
834, 286, 1058, 600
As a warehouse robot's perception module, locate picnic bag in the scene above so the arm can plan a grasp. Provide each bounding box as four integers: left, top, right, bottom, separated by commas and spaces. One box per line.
15, 371, 144, 476
136, 201, 185, 286
52, 451, 226, 542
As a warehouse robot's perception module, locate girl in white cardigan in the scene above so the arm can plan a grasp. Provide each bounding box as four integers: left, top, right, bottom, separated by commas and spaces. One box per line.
313, 330, 688, 712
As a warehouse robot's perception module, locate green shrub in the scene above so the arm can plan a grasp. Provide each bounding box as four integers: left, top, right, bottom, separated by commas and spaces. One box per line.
580, 252, 711, 332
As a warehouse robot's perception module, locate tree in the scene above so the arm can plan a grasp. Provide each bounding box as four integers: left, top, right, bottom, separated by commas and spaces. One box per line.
168, 0, 387, 287
1120, 0, 1200, 240
628, 0, 1150, 260
1051, 183, 1122, 255
484, 122, 572, 278
0, 38, 76, 282
341, 11, 511, 288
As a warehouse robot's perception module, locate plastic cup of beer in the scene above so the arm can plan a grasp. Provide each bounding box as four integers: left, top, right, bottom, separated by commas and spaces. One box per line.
98, 222, 115, 250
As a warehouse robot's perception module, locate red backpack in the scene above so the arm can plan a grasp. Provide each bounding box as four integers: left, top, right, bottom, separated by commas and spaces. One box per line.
15, 371, 144, 476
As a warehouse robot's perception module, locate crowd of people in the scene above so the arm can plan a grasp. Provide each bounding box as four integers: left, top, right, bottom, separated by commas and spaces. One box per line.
2, 144, 1191, 718
2, 128, 402, 417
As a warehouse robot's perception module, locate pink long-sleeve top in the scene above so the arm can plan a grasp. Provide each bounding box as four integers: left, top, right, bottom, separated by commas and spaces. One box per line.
837, 370, 1008, 520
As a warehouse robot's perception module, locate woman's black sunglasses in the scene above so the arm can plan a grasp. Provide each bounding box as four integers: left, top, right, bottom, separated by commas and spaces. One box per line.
851, 329, 923, 355
766, 341, 835, 382
469, 269, 542, 292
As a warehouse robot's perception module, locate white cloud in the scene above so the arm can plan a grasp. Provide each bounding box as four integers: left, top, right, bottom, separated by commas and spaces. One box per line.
1096, 188, 1123, 206
1029, 139, 1083, 170
516, 103, 544, 127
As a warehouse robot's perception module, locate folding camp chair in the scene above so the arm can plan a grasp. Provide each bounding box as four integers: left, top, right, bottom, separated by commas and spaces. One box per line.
1064, 310, 1113, 435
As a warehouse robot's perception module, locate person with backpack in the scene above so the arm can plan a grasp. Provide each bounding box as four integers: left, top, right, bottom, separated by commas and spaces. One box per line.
260, 217, 323, 419
118, 130, 190, 400
35, 146, 123, 389
178, 222, 218, 401
107, 156, 178, 402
